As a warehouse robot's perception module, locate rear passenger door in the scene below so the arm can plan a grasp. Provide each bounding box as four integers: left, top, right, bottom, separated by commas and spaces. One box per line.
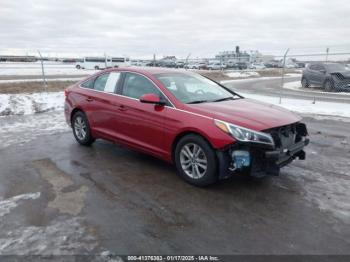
83, 71, 124, 139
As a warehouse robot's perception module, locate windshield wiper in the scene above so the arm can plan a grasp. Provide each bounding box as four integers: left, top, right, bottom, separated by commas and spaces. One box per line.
212, 97, 235, 102
187, 100, 208, 104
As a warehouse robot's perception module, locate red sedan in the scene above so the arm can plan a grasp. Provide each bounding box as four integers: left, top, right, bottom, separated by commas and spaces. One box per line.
64, 67, 309, 186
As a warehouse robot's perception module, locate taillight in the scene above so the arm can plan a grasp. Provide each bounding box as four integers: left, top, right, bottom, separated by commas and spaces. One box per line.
64, 89, 68, 97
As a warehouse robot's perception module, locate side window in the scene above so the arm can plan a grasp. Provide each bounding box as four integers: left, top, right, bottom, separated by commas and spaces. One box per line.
309, 64, 316, 70
122, 73, 161, 99
313, 64, 322, 71
94, 73, 110, 91
318, 65, 325, 72
81, 78, 94, 89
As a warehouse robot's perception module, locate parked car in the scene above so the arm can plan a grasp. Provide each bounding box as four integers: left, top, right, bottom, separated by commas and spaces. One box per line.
249, 63, 266, 70
185, 63, 200, 69
301, 63, 350, 91
176, 61, 185, 68
232, 62, 248, 70
65, 68, 309, 186
207, 61, 225, 70
296, 62, 306, 68
264, 61, 279, 68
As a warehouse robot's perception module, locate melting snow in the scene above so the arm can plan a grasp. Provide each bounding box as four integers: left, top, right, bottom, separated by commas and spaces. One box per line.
0, 192, 41, 218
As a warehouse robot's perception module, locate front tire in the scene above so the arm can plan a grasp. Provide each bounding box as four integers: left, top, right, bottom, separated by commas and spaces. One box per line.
76, 65, 81, 69
94, 66, 100, 70
72, 111, 95, 146
174, 134, 218, 186
301, 77, 309, 88
324, 80, 334, 92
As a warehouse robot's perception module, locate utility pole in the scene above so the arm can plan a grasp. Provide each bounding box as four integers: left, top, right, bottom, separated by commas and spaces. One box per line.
37, 50, 47, 89
279, 48, 289, 104
185, 53, 191, 70
326, 47, 329, 62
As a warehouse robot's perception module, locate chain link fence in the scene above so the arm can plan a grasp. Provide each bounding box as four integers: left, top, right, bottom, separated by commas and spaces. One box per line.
1, 48, 350, 104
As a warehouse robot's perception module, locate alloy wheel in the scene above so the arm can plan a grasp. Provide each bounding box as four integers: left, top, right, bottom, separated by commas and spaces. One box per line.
74, 116, 87, 141
180, 143, 208, 179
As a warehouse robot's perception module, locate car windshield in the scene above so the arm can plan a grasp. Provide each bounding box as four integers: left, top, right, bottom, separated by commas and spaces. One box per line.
154, 72, 239, 104
326, 63, 347, 72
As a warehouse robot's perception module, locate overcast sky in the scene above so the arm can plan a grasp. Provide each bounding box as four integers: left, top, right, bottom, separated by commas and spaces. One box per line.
1, 0, 349, 58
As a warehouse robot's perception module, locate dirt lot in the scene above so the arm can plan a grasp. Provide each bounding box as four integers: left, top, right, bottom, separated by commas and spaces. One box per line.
0, 81, 77, 94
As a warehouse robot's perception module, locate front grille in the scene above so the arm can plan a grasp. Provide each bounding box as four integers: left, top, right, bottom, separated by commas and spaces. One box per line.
264, 123, 300, 149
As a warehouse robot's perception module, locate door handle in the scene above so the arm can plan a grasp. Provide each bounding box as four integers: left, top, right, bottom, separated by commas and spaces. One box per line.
86, 97, 93, 102
118, 105, 127, 111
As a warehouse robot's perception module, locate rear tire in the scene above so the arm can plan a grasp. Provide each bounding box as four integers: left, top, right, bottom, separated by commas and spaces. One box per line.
301, 77, 309, 88
174, 134, 218, 187
94, 66, 99, 70
72, 111, 95, 146
76, 65, 81, 69
324, 80, 334, 92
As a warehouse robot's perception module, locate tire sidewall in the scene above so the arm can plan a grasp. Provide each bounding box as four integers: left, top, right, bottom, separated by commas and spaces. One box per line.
72, 111, 94, 146
174, 134, 217, 186
301, 77, 309, 88
324, 80, 334, 92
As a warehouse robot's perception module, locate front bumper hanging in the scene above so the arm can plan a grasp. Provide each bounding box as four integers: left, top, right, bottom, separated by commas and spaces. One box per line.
217, 123, 309, 179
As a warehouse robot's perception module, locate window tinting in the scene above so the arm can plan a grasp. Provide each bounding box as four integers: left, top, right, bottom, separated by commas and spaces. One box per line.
122, 73, 161, 99
94, 73, 109, 91
81, 78, 94, 89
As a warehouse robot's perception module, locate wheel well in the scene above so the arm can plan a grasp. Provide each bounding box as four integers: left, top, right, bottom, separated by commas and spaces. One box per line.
171, 131, 214, 162
70, 108, 82, 125
323, 78, 333, 86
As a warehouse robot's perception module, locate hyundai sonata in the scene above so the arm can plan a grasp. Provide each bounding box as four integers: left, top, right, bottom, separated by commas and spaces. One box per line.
64, 68, 309, 186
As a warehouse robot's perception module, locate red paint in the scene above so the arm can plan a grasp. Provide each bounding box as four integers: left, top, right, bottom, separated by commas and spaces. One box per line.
65, 67, 302, 163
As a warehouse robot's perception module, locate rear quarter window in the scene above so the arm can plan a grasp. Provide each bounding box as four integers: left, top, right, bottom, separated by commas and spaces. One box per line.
81, 78, 94, 89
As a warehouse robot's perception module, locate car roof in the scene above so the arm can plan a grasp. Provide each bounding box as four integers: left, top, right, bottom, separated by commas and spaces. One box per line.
105, 66, 191, 76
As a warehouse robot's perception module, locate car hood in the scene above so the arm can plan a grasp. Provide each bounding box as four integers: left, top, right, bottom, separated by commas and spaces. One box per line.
184, 98, 301, 131
330, 71, 350, 78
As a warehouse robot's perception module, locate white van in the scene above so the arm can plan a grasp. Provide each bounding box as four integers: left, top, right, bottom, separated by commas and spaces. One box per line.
76, 57, 109, 70
76, 56, 130, 70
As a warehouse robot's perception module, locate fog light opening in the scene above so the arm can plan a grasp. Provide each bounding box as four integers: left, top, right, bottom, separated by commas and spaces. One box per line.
230, 150, 251, 171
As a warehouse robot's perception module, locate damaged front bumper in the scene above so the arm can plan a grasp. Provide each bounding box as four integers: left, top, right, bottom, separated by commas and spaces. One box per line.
217, 122, 309, 179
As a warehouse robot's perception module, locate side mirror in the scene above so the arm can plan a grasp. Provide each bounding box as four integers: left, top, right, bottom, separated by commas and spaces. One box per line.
139, 93, 165, 105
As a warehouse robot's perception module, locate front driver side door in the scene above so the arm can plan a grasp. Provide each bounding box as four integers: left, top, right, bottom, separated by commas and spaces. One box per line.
114, 72, 171, 158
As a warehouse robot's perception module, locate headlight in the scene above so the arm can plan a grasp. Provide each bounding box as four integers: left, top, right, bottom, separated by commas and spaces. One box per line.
214, 119, 274, 146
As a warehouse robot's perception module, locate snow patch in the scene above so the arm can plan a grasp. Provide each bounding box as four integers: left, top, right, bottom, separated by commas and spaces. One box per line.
0, 111, 69, 149
0, 92, 64, 116
0, 192, 41, 218
241, 93, 350, 118
283, 81, 350, 96
0, 62, 97, 76
0, 217, 98, 255
0, 77, 84, 84
225, 71, 260, 78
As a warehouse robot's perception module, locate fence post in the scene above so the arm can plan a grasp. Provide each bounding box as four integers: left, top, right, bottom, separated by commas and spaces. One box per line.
279, 48, 289, 104
37, 50, 47, 89
185, 53, 191, 70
